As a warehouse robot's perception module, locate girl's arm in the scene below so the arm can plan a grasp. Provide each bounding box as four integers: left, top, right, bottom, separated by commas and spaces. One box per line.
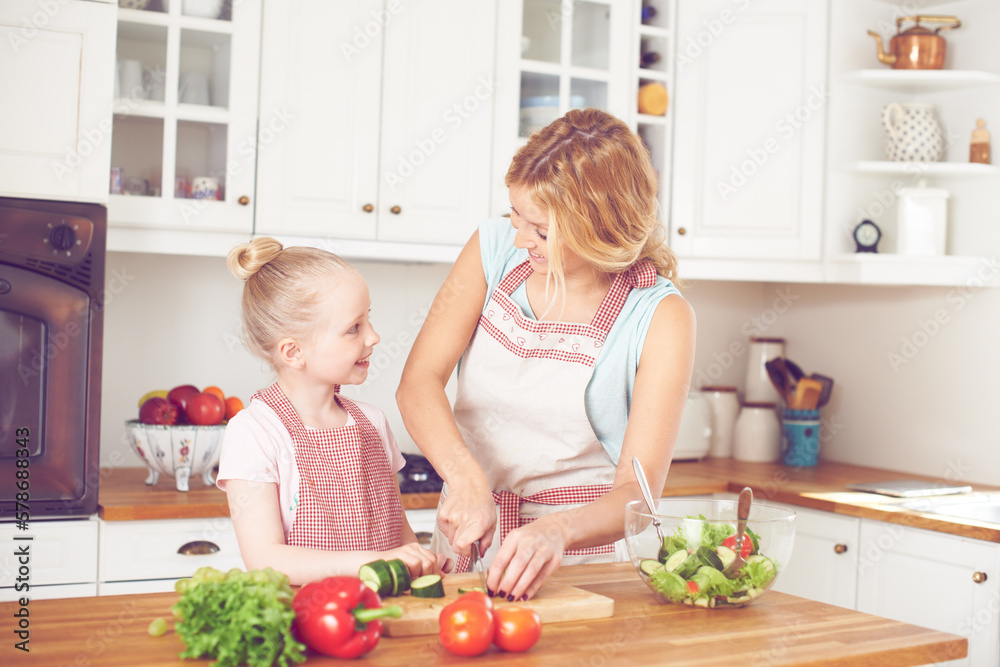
395, 230, 496, 555
226, 479, 446, 585
488, 294, 696, 601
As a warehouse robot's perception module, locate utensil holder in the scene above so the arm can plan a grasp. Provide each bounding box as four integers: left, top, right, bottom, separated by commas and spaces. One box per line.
781, 409, 821, 467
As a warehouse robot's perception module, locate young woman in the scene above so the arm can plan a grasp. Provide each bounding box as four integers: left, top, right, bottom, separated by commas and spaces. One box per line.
397, 109, 695, 601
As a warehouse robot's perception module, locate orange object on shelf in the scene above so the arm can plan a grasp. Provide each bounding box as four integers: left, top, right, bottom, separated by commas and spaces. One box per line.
638, 83, 668, 116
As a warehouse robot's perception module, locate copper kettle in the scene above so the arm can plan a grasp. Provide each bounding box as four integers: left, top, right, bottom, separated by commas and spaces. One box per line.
867, 15, 961, 70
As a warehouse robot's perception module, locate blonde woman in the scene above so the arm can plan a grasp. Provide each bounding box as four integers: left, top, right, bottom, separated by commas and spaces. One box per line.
397, 109, 695, 601
218, 238, 449, 585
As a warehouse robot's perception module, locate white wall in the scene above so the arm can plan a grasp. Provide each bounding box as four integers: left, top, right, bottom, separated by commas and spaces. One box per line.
100, 254, 1000, 486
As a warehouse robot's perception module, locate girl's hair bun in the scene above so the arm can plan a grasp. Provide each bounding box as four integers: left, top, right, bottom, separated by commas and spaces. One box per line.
227, 237, 284, 281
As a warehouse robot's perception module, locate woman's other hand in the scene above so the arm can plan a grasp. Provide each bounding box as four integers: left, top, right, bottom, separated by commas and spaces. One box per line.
485, 514, 566, 601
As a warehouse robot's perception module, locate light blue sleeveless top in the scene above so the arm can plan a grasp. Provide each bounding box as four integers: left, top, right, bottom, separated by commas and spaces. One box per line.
474, 218, 682, 463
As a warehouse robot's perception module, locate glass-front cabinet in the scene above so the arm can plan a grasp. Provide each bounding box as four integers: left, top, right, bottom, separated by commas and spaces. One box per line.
495, 1, 676, 217
108, 0, 261, 236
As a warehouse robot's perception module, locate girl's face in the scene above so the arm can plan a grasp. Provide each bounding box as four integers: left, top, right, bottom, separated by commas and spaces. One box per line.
299, 272, 380, 387
509, 184, 585, 278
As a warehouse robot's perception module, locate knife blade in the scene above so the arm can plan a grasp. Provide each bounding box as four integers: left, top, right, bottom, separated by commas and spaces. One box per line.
470, 540, 488, 592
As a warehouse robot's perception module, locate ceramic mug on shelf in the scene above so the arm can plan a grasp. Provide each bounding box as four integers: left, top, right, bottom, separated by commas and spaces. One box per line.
117, 59, 145, 100
179, 72, 210, 105
191, 176, 219, 200
882, 103, 945, 162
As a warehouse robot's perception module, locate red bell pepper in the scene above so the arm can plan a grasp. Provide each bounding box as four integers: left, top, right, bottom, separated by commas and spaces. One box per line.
292, 576, 402, 659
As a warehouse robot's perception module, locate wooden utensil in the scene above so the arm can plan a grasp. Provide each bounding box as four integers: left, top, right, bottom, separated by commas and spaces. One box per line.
792, 378, 823, 410
723, 487, 753, 579
783, 358, 807, 383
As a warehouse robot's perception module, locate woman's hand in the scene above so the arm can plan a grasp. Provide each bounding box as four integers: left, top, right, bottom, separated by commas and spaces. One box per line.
384, 542, 452, 579
437, 476, 497, 555
486, 514, 567, 601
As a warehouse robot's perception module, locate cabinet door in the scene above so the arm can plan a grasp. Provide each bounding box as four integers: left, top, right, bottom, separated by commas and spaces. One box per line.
377, 0, 497, 244
856, 520, 1000, 667
254, 0, 382, 239
0, 519, 98, 589
670, 0, 827, 260
0, 0, 115, 203
769, 505, 859, 609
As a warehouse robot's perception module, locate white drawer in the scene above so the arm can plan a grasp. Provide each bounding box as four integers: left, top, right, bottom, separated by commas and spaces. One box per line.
0, 518, 98, 587
99, 517, 243, 583
1, 582, 98, 602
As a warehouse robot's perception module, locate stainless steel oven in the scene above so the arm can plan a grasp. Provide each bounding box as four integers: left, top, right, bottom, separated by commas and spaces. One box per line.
0, 197, 106, 518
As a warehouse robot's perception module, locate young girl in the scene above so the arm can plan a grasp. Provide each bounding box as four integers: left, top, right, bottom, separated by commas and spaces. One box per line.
218, 237, 449, 585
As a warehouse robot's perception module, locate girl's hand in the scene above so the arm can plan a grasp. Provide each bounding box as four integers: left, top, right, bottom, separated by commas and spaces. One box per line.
384, 542, 452, 579
437, 478, 497, 556
486, 515, 566, 602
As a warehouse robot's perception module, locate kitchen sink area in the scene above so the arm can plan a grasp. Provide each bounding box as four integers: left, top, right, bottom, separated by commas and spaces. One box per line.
899, 494, 1000, 526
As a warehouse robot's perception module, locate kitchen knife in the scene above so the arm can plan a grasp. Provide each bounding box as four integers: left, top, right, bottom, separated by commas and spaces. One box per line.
471, 540, 488, 592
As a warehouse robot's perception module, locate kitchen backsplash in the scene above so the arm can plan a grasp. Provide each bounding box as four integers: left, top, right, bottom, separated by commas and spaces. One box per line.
100, 252, 1000, 486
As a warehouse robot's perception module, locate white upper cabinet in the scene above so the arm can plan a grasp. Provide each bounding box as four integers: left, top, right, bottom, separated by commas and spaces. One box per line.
0, 0, 116, 204
670, 0, 829, 264
255, 0, 497, 249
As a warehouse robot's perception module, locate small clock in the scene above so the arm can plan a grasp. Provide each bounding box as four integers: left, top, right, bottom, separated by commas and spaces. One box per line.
853, 219, 881, 253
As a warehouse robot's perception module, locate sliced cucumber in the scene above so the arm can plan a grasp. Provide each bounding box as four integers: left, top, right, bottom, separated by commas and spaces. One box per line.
387, 559, 411, 596
715, 545, 737, 569
695, 545, 724, 570
693, 597, 710, 608
358, 559, 393, 596
411, 574, 445, 598
362, 579, 380, 593
639, 559, 663, 577
457, 586, 487, 594
662, 549, 689, 573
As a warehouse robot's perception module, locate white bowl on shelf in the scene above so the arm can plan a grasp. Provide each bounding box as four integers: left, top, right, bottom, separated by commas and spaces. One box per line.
183, 0, 224, 19
125, 420, 225, 492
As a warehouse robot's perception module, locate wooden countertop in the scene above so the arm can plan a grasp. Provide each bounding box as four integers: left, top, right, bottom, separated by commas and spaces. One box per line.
3, 563, 965, 665
99, 460, 1000, 543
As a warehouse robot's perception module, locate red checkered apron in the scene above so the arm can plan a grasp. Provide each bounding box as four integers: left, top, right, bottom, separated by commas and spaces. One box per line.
440, 260, 657, 572
255, 383, 402, 551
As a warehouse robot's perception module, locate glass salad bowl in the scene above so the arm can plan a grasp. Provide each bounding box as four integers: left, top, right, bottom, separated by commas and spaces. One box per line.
624, 498, 795, 608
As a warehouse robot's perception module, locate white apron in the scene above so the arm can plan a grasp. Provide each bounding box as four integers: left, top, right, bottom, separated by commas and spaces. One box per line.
434, 259, 657, 570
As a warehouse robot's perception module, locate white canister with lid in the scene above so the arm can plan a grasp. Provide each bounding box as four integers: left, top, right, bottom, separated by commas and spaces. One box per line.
744, 337, 785, 403
671, 391, 713, 461
700, 386, 739, 458
897, 180, 949, 256
732, 402, 781, 463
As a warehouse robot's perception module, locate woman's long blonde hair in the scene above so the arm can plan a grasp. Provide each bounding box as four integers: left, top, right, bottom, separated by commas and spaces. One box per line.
227, 237, 354, 369
505, 108, 680, 297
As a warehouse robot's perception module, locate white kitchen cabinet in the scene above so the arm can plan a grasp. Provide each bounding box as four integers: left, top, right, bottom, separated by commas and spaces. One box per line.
0, 518, 99, 602
0, 0, 116, 204
856, 519, 1000, 667
670, 0, 828, 269
255, 0, 496, 249
106, 0, 262, 245
98, 517, 243, 595
769, 504, 860, 609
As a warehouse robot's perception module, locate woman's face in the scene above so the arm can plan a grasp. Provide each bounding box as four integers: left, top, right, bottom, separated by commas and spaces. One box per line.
509, 185, 586, 278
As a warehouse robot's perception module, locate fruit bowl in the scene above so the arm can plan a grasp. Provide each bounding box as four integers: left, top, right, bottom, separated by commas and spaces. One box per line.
125, 420, 225, 492
624, 498, 795, 608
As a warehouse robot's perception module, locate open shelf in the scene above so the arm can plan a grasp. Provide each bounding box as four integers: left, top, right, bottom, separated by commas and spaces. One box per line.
844, 161, 1000, 177
826, 253, 1000, 287
840, 69, 1000, 94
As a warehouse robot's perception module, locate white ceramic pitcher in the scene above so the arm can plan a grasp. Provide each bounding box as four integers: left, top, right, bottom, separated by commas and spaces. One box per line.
882, 103, 945, 162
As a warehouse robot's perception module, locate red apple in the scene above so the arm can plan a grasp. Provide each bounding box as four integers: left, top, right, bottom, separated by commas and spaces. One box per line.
138, 397, 179, 425
168, 384, 200, 413
186, 392, 225, 426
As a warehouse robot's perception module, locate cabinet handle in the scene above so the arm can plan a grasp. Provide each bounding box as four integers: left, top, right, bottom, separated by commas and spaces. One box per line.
973, 571, 988, 584
834, 544, 848, 554
390, 205, 402, 214
177, 540, 220, 556
238, 195, 250, 206
677, 227, 687, 236
363, 203, 374, 213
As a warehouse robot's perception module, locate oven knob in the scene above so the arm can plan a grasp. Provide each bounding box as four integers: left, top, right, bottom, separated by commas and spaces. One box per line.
49, 224, 77, 251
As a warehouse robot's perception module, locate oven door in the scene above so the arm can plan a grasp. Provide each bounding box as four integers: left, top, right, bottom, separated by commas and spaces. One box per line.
0, 263, 97, 517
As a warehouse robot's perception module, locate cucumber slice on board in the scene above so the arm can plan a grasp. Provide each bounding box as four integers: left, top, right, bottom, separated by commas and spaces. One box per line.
411, 574, 445, 598
639, 559, 664, 576
387, 559, 411, 595
359, 560, 393, 596
457, 586, 487, 594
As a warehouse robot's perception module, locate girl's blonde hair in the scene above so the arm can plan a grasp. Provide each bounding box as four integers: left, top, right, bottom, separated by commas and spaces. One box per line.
504, 108, 681, 297
227, 237, 354, 368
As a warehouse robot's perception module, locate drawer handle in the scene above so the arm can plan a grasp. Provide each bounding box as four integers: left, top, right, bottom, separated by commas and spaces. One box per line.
973, 571, 988, 584
178, 540, 220, 556
390, 205, 402, 214
834, 544, 848, 554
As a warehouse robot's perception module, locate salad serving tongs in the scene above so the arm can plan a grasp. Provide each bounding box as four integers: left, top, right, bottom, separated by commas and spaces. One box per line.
632, 457, 665, 544
723, 487, 754, 579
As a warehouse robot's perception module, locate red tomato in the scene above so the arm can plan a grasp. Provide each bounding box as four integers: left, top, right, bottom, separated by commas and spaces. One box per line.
687, 581, 699, 594
439, 595, 494, 657
493, 606, 541, 653
722, 533, 752, 559
185, 392, 225, 425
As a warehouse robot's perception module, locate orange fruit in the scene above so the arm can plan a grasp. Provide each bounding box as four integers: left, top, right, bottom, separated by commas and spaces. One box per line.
203, 386, 226, 401
224, 396, 244, 420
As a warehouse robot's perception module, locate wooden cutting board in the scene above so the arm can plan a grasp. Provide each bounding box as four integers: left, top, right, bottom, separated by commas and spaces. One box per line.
382, 572, 614, 637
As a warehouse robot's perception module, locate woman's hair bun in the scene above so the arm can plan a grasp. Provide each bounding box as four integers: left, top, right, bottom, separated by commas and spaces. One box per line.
227, 237, 284, 281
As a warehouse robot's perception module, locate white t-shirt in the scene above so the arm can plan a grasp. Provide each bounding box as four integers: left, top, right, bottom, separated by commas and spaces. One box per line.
216, 397, 406, 542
